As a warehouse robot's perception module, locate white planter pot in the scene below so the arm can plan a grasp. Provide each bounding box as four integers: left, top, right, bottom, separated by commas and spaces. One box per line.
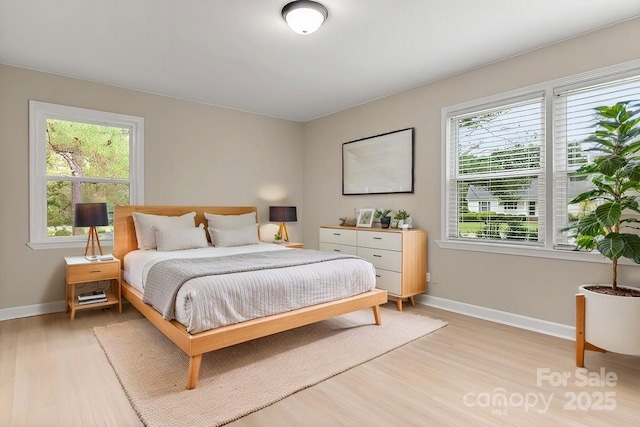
579, 284, 640, 355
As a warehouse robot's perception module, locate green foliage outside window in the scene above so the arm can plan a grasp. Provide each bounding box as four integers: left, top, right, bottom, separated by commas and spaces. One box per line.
46, 119, 130, 236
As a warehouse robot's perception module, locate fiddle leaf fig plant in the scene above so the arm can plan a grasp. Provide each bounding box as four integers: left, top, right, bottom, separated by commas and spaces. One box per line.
566, 100, 640, 289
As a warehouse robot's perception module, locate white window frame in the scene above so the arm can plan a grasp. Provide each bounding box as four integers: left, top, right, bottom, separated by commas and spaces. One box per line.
28, 101, 144, 249
438, 59, 640, 265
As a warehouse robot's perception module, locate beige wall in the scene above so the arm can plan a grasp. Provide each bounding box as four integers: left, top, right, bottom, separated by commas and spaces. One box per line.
303, 18, 640, 326
0, 65, 303, 311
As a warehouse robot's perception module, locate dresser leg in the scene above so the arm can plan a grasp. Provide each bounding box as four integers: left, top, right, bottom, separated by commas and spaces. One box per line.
396, 298, 403, 311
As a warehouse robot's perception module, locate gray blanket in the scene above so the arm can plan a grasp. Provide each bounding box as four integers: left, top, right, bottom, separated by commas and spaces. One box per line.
143, 249, 361, 320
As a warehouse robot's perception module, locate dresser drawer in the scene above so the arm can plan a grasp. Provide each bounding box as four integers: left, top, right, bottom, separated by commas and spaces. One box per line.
374, 269, 402, 295
67, 262, 120, 283
357, 230, 402, 251
319, 242, 358, 256
357, 247, 402, 272
319, 228, 357, 246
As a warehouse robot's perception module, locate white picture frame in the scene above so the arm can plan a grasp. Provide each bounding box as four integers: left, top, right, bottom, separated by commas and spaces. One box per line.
356, 208, 375, 228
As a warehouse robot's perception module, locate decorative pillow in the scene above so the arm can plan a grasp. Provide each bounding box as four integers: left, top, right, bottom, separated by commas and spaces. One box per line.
154, 224, 209, 251
132, 211, 196, 250
208, 223, 259, 247
204, 212, 256, 230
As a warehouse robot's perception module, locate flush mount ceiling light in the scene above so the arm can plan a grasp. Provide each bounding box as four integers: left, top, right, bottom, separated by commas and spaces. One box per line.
282, 0, 329, 35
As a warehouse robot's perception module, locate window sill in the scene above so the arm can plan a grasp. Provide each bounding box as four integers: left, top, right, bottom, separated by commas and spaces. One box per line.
27, 238, 113, 251
435, 239, 640, 266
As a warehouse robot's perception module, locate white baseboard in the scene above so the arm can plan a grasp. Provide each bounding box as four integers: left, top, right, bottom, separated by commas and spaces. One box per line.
0, 300, 66, 322
415, 294, 575, 341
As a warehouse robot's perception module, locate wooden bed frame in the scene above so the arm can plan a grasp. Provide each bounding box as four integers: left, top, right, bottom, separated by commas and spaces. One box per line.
113, 205, 388, 389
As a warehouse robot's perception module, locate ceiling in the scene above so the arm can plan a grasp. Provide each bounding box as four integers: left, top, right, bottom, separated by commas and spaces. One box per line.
1, 1, 640, 122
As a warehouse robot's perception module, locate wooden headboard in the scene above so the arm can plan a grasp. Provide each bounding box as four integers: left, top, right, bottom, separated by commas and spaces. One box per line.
113, 205, 259, 261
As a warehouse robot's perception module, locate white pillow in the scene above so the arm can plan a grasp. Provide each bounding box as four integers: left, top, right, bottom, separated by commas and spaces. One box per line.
155, 224, 209, 251
208, 223, 259, 247
132, 211, 196, 250
205, 212, 256, 230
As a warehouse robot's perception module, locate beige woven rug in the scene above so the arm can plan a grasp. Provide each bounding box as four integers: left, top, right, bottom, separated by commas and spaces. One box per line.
95, 307, 447, 426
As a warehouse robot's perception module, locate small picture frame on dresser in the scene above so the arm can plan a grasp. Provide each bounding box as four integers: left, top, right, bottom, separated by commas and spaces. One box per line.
356, 208, 375, 228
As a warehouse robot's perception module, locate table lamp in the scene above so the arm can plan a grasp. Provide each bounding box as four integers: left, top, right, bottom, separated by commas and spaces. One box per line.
74, 202, 109, 258
269, 206, 297, 242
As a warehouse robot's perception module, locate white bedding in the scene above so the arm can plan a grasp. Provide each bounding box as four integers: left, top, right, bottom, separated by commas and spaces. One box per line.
123, 244, 376, 333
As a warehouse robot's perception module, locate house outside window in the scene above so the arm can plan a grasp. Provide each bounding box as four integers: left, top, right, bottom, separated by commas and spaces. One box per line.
442, 60, 640, 256
29, 101, 144, 249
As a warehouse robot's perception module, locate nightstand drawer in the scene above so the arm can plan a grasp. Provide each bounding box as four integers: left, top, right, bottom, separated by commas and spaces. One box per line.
67, 262, 120, 283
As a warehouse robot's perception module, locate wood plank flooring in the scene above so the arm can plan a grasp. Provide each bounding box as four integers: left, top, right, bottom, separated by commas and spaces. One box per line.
1, 302, 638, 426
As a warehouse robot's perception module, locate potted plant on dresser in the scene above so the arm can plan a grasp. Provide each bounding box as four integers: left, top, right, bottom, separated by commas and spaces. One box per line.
567, 101, 640, 366
375, 209, 392, 228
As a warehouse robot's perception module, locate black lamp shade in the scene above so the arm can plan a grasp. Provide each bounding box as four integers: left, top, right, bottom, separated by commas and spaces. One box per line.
269, 206, 297, 222
74, 203, 109, 227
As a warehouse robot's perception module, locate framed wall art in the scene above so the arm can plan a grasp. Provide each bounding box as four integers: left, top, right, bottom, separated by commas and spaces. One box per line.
342, 128, 414, 195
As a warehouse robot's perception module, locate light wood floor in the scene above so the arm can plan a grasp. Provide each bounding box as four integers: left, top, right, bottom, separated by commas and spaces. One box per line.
1, 302, 638, 426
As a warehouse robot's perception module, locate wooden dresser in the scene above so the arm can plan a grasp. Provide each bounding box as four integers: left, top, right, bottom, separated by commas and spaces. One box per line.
319, 226, 427, 310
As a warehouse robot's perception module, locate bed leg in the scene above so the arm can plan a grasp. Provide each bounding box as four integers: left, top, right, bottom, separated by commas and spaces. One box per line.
187, 354, 203, 390
372, 305, 381, 325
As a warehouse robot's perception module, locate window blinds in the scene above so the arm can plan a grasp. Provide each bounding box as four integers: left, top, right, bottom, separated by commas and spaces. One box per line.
553, 73, 640, 247
447, 95, 545, 244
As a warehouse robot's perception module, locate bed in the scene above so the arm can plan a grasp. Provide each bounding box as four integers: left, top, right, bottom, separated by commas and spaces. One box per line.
113, 205, 387, 389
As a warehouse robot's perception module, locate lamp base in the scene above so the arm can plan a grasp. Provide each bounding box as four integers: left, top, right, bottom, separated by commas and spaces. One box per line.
277, 222, 290, 242
84, 226, 104, 257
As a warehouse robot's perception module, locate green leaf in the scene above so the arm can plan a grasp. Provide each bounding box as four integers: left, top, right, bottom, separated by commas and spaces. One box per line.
568, 189, 603, 204
595, 155, 626, 175
622, 234, 640, 264
592, 180, 614, 195
596, 233, 625, 260
595, 202, 621, 227
576, 235, 597, 251
576, 213, 602, 236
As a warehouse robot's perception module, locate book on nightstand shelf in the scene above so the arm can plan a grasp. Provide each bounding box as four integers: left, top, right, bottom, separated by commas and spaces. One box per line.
77, 297, 108, 305
78, 291, 106, 302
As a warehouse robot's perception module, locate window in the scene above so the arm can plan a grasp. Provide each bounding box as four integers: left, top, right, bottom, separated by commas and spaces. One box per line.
479, 201, 490, 212
445, 94, 545, 244
442, 60, 640, 257
553, 72, 640, 248
29, 101, 144, 249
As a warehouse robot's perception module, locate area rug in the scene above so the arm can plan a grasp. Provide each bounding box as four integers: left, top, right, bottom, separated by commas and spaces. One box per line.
94, 307, 447, 426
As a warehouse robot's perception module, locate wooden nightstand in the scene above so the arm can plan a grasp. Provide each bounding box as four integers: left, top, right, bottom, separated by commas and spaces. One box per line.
64, 256, 122, 320
284, 242, 304, 248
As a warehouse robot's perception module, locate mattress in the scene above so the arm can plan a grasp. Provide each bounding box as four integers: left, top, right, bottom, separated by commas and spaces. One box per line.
123, 244, 376, 333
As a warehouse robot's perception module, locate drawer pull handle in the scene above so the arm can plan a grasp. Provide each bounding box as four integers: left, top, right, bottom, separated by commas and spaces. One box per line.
333, 233, 341, 236
373, 237, 382, 240
333, 249, 341, 252
373, 254, 382, 258
90, 270, 102, 273
375, 274, 381, 278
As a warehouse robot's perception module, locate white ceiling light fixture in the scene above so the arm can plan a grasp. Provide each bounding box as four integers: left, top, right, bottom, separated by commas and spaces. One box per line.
282, 0, 329, 35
